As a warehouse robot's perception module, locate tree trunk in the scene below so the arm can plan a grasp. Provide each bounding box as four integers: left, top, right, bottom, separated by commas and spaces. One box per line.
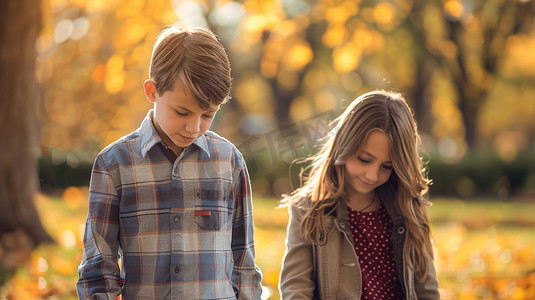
456, 86, 482, 149
0, 0, 53, 279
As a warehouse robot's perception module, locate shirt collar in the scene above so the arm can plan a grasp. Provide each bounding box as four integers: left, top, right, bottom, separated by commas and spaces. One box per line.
139, 109, 210, 158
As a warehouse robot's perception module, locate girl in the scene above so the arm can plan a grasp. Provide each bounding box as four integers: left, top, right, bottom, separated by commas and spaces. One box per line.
279, 90, 439, 299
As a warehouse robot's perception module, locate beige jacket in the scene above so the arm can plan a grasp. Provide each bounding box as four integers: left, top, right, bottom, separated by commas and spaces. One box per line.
279, 197, 439, 299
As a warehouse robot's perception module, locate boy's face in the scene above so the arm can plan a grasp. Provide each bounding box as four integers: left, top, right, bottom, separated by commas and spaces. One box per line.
144, 80, 220, 154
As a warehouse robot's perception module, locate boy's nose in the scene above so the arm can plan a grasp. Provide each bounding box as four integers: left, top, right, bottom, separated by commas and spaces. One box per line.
185, 117, 200, 134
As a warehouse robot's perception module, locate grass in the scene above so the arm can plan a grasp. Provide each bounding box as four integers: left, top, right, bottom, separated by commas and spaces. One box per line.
252, 197, 535, 300
429, 198, 535, 227
1, 190, 534, 299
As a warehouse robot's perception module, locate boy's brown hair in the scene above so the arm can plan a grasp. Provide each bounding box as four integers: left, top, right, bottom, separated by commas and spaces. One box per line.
148, 26, 231, 109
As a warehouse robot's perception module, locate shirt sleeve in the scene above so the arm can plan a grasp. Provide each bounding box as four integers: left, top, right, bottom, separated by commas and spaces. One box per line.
230, 153, 263, 300
76, 154, 122, 299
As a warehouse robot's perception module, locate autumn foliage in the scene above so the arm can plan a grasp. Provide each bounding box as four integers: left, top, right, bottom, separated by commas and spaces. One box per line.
37, 0, 535, 162
1, 191, 535, 299
2, 0, 534, 298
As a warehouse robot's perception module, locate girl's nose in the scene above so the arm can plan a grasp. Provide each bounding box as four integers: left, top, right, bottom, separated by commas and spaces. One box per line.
364, 166, 379, 182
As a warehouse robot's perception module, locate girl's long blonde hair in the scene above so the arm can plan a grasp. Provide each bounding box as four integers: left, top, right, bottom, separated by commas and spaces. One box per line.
284, 90, 433, 280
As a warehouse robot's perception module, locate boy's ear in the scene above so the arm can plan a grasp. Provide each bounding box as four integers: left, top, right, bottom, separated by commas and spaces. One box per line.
144, 79, 157, 103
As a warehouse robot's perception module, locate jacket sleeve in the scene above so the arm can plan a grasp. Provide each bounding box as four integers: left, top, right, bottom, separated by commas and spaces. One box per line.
76, 154, 122, 299
279, 203, 316, 299
230, 155, 263, 300
414, 254, 440, 299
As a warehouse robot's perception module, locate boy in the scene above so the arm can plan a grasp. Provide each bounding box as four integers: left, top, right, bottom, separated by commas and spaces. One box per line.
77, 25, 263, 299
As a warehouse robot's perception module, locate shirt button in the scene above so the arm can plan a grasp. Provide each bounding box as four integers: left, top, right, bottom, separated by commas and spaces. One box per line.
173, 216, 179, 223
174, 266, 180, 273
397, 226, 406, 234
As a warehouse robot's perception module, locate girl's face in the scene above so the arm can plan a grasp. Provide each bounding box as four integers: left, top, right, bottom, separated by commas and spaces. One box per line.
344, 131, 393, 199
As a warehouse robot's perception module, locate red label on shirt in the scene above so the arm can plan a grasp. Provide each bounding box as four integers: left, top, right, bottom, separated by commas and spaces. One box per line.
195, 210, 212, 216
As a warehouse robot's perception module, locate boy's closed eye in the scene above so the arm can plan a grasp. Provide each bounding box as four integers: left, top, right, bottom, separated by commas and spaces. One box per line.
175, 109, 188, 116
174, 105, 216, 119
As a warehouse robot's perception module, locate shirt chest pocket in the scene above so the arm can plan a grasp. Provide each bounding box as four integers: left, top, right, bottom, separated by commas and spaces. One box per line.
193, 181, 234, 231
195, 207, 232, 231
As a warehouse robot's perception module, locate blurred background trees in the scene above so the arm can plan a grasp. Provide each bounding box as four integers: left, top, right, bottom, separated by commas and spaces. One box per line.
35, 0, 535, 197
0, 0, 53, 286
2, 0, 535, 297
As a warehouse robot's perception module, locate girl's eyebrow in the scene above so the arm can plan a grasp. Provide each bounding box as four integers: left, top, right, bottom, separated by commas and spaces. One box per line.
362, 150, 392, 164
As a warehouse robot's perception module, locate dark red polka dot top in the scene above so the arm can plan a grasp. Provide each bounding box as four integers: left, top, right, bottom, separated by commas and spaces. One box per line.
347, 205, 405, 300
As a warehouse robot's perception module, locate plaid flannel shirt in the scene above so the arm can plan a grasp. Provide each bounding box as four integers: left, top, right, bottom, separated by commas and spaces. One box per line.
77, 110, 262, 299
